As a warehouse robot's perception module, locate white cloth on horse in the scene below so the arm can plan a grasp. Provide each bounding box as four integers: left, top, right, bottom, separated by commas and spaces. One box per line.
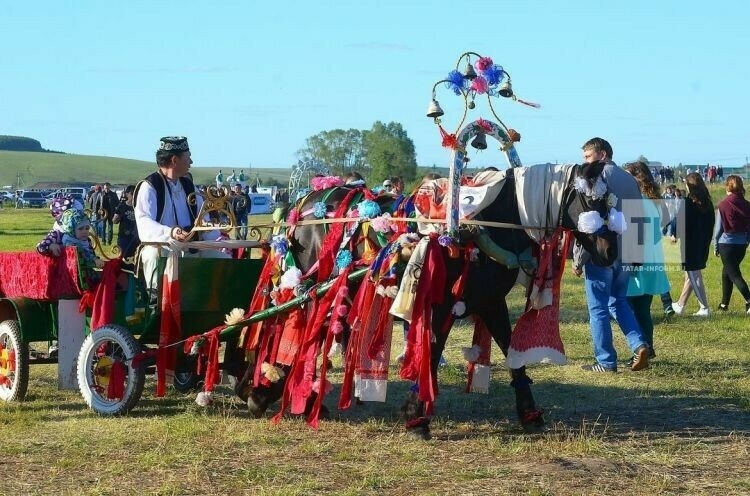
513, 163, 575, 244
389, 237, 429, 322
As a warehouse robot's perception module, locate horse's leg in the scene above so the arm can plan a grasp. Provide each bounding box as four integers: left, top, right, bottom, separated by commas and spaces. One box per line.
471, 265, 544, 432
401, 297, 454, 441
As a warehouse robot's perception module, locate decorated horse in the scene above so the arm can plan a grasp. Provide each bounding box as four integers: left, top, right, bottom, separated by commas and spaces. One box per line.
224, 52, 618, 437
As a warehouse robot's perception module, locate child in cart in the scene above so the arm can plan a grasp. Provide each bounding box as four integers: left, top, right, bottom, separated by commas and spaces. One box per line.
58, 208, 105, 277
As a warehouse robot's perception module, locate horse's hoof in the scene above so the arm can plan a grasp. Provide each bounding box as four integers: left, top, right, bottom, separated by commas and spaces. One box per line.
406, 425, 432, 441
520, 409, 545, 433
247, 393, 267, 419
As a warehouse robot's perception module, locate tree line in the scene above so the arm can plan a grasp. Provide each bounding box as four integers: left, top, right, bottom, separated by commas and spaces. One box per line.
0, 136, 63, 153
296, 121, 418, 183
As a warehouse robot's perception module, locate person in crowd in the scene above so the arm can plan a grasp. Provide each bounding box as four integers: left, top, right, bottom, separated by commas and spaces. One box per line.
88, 185, 104, 239
134, 136, 227, 291
572, 137, 650, 373
617, 162, 671, 365
112, 185, 140, 264
37, 194, 85, 256
714, 175, 750, 314
672, 173, 715, 316
97, 182, 120, 245
231, 182, 250, 240
215, 169, 224, 188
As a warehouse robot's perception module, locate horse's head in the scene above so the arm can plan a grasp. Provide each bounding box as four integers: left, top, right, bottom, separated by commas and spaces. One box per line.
560, 162, 618, 266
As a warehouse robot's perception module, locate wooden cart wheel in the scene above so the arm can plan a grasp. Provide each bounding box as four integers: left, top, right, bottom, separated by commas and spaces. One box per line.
77, 324, 145, 415
0, 320, 29, 402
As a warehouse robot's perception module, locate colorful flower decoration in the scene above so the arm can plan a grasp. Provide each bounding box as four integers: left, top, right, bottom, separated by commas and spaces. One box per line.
438, 233, 454, 247
310, 175, 344, 191
446, 69, 467, 95
356, 199, 381, 220
286, 208, 300, 226
470, 76, 489, 94
336, 249, 353, 270
370, 213, 394, 233
313, 201, 328, 218
270, 234, 288, 255
476, 118, 493, 133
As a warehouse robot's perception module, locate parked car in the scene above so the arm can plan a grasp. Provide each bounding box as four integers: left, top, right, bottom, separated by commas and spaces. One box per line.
16, 191, 47, 208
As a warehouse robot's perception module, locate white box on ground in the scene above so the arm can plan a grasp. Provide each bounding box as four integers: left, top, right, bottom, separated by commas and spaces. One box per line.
58, 299, 86, 390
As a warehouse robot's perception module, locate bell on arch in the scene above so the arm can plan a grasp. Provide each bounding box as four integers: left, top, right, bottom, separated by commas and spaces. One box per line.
464, 62, 478, 80
471, 132, 487, 150
498, 81, 514, 98
426, 99, 445, 118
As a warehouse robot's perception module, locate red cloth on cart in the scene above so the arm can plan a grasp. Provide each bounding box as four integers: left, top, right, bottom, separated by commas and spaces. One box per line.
0, 248, 83, 299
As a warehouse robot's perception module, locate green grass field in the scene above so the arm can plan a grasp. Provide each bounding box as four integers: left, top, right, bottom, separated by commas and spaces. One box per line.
0, 203, 749, 495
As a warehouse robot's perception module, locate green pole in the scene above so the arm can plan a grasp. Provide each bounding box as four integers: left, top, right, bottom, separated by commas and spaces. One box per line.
217, 267, 369, 339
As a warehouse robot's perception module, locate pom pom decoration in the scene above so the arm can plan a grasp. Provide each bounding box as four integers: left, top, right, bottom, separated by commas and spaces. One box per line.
270, 234, 288, 255
470, 76, 489, 94
261, 362, 286, 383
446, 69, 467, 95
451, 300, 467, 317
330, 320, 344, 336
356, 199, 381, 220
286, 208, 300, 226
312, 378, 333, 396
335, 304, 349, 317
195, 391, 214, 407
280, 267, 303, 289
475, 56, 494, 72
438, 234, 454, 247
370, 213, 394, 233
608, 208, 627, 234
483, 64, 504, 86
577, 211, 604, 234
311, 175, 344, 191
335, 249, 353, 270
337, 286, 349, 299
313, 201, 328, 219
476, 118, 493, 133
224, 307, 246, 326
462, 344, 482, 362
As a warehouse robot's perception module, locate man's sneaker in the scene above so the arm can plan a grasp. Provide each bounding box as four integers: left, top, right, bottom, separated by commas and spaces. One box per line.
745, 302, 750, 315
631, 345, 650, 371
581, 363, 616, 373
718, 303, 729, 312
671, 302, 684, 315
438, 355, 448, 367
664, 305, 675, 316
692, 307, 710, 317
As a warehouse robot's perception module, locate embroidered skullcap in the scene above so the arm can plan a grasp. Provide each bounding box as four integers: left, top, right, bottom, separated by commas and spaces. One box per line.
158, 136, 189, 153
59, 209, 90, 236
50, 194, 83, 220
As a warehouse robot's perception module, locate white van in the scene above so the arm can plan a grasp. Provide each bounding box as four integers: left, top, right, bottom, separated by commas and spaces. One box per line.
248, 193, 274, 215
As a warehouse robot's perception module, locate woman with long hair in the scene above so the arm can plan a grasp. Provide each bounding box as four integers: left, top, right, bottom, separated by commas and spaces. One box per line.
714, 175, 750, 314
672, 173, 715, 316
619, 162, 671, 363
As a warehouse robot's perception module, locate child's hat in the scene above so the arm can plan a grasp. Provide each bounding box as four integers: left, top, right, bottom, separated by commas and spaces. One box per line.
59, 209, 90, 235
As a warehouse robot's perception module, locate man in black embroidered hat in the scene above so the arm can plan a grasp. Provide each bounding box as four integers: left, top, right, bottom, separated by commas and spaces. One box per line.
134, 136, 227, 290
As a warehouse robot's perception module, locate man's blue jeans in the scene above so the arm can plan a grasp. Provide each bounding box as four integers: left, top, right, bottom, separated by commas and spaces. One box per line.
584, 261, 647, 368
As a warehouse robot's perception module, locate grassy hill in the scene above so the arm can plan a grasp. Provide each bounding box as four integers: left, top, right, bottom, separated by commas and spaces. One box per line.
0, 150, 293, 189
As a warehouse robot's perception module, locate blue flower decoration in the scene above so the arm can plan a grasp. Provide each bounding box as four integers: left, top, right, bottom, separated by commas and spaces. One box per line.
483, 65, 504, 86
446, 70, 467, 95
270, 234, 288, 255
357, 199, 381, 219
336, 249, 353, 270
438, 234, 454, 247
313, 201, 327, 218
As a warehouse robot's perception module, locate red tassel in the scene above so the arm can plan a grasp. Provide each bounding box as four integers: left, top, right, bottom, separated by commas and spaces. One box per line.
439, 125, 459, 149
107, 360, 126, 400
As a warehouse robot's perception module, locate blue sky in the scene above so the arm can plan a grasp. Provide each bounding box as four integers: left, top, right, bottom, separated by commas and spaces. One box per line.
2, 0, 749, 171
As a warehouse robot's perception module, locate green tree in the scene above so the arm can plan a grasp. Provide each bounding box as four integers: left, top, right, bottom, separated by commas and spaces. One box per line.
362, 121, 417, 184
296, 129, 366, 177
